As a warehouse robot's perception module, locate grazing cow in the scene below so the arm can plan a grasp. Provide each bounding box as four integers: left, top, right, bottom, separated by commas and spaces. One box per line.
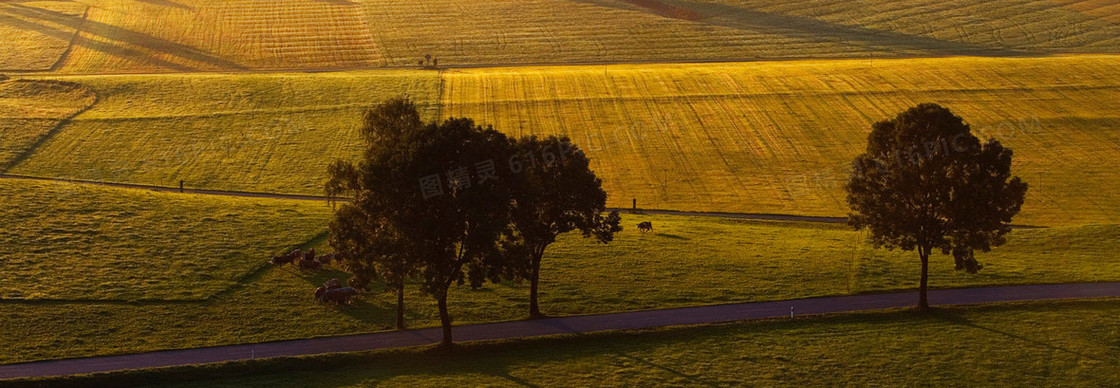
297, 258, 322, 271
637, 221, 653, 232
324, 278, 342, 290
315, 253, 338, 265
304, 248, 316, 262
314, 285, 327, 301
318, 287, 358, 305
269, 249, 302, 266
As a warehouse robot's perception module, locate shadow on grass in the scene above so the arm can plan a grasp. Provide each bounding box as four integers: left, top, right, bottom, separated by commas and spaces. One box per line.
932, 308, 1111, 364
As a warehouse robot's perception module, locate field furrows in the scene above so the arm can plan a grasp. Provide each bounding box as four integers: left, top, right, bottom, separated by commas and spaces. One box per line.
442, 56, 1120, 226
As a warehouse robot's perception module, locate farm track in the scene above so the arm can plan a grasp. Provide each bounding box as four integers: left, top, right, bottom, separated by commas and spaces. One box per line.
0, 173, 1053, 229
0, 172, 849, 223
0, 282, 1116, 379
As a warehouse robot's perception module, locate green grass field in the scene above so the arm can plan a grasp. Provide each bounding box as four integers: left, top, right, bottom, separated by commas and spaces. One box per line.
0, 78, 95, 169
8, 71, 439, 193
19, 300, 1120, 387
2, 180, 1118, 363
5, 0, 1120, 72
0, 179, 331, 300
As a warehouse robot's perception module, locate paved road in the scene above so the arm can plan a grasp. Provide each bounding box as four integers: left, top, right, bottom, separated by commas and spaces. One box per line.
1, 282, 1115, 380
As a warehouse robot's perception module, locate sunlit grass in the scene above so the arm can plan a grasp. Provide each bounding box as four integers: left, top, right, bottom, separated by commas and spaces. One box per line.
0, 79, 95, 168
0, 179, 331, 300
1, 181, 1117, 363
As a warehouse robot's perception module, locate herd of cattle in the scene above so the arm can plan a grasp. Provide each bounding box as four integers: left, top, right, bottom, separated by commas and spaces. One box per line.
269, 249, 356, 305
270, 248, 338, 271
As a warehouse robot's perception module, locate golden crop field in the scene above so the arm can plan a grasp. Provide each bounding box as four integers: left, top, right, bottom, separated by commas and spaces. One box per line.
0, 78, 95, 168
0, 179, 332, 301
9, 70, 440, 193
5, 0, 1120, 72
0, 1, 87, 71
442, 55, 1120, 226
9, 56, 1120, 226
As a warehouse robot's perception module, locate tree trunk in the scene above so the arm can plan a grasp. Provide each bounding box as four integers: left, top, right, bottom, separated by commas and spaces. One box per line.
918, 248, 931, 312
437, 291, 452, 348
528, 250, 544, 319
395, 283, 406, 330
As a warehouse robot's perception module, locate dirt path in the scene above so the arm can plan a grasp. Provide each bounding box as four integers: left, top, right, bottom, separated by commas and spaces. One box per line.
0, 282, 1115, 380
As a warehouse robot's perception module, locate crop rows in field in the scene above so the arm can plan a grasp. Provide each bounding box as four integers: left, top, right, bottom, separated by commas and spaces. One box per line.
8, 56, 1120, 226
0, 1, 88, 71
54, 0, 382, 73
7, 0, 1120, 72
441, 55, 1120, 226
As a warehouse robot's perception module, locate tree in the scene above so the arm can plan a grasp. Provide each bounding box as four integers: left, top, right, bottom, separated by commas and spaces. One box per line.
502, 136, 622, 318
326, 99, 424, 330
846, 103, 1027, 311
328, 98, 517, 347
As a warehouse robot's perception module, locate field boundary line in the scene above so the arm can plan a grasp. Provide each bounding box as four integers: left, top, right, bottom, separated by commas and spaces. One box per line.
7, 52, 1091, 77
0, 282, 1116, 379
0, 173, 1051, 227
47, 4, 90, 72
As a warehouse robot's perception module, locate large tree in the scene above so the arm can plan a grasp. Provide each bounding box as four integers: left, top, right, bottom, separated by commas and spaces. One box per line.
846, 103, 1027, 311
328, 98, 516, 347
326, 99, 424, 330
502, 136, 622, 318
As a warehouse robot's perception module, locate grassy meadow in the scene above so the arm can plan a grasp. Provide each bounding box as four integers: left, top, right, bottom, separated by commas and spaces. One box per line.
20, 300, 1120, 387
2, 180, 1119, 363
443, 55, 1120, 226
5, 0, 1120, 72
0, 179, 332, 300
8, 71, 439, 193
0, 78, 95, 169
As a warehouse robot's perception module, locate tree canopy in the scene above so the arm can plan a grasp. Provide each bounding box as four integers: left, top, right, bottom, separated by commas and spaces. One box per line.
846, 103, 1028, 311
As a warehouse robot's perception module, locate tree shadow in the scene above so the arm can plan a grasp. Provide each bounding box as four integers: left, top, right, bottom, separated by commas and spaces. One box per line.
134, 0, 194, 11
615, 352, 723, 386
569, 0, 1033, 57
933, 309, 1112, 364
4, 3, 245, 71
655, 233, 689, 240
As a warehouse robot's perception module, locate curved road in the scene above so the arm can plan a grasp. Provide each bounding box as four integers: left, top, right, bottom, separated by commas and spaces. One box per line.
1, 282, 1116, 380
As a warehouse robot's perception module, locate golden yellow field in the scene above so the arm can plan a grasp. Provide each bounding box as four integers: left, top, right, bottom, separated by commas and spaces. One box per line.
0, 78, 95, 168
442, 55, 1120, 226
0, 1, 87, 71
5, 0, 1120, 72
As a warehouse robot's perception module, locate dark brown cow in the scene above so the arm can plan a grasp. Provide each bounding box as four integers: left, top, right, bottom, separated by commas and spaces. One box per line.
317, 287, 358, 305
637, 221, 653, 232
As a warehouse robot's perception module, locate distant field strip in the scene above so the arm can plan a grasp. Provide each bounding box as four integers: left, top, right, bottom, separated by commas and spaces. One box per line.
9, 71, 440, 194
6, 0, 1120, 72
443, 55, 1120, 226
0, 1, 88, 71
0, 179, 331, 301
